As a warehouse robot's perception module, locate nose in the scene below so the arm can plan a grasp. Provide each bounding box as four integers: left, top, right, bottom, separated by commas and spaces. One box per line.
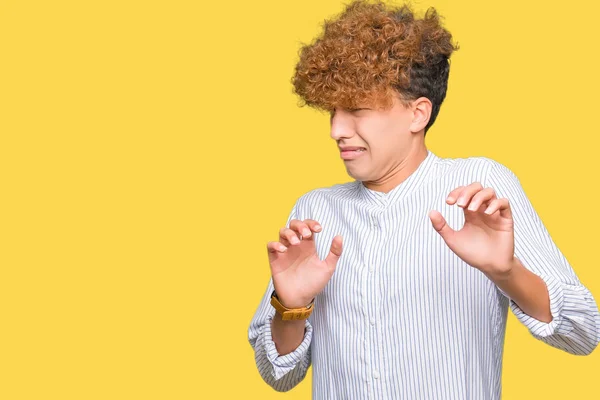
330, 109, 354, 141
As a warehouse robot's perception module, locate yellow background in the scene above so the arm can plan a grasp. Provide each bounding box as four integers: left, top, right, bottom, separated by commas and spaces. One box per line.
1, 0, 598, 398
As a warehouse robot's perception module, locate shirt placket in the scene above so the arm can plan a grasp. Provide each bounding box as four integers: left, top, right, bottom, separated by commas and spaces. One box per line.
364, 203, 387, 400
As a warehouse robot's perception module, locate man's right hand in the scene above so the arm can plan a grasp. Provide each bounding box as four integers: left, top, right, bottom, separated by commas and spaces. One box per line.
266, 219, 343, 308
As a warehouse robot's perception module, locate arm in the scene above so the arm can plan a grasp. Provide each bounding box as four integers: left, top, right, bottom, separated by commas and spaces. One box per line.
488, 256, 552, 323
247, 200, 312, 391
247, 278, 313, 392
487, 160, 600, 355
271, 310, 308, 355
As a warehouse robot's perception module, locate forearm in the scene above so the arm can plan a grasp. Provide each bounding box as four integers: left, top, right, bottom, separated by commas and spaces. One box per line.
249, 310, 312, 391
271, 313, 307, 355
487, 256, 552, 323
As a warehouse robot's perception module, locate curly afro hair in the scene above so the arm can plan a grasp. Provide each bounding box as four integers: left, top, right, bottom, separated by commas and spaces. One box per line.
292, 0, 460, 135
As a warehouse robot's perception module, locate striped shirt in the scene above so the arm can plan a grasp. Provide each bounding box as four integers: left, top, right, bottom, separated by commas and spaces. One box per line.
248, 149, 600, 399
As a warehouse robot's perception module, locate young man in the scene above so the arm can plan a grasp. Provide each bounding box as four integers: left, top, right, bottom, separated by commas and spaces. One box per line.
248, 1, 600, 398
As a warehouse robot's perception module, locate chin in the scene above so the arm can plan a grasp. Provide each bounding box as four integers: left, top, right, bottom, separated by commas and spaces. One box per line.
346, 169, 367, 181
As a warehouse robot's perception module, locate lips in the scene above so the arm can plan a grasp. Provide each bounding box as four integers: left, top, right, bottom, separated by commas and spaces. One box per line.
339, 146, 366, 151
340, 148, 367, 160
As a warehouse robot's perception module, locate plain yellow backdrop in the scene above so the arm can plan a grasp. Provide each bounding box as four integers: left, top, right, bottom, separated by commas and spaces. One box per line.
1, 0, 598, 398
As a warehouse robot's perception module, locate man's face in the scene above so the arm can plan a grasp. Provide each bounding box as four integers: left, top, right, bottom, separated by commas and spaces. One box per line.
330, 94, 423, 182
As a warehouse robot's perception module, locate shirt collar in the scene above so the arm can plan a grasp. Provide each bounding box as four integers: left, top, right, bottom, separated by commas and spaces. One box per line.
355, 149, 440, 208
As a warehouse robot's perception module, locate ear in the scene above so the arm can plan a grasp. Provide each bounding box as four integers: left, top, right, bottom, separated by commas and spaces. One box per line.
409, 97, 432, 133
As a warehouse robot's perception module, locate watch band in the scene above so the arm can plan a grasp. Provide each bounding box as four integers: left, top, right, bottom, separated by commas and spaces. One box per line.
270, 290, 314, 321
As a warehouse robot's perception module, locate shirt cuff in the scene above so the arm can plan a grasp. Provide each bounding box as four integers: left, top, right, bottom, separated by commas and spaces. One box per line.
263, 308, 313, 380
499, 273, 574, 338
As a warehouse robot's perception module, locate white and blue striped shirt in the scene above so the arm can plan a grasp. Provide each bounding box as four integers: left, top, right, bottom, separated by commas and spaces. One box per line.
248, 149, 600, 399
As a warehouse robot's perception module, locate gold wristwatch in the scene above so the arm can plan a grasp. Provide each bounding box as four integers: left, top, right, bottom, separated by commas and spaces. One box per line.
270, 290, 314, 320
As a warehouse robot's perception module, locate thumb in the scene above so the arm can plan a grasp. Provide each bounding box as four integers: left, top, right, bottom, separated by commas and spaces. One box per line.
324, 235, 343, 270
428, 210, 456, 245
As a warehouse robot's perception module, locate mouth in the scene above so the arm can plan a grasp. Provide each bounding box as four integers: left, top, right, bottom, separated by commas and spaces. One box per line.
340, 148, 366, 160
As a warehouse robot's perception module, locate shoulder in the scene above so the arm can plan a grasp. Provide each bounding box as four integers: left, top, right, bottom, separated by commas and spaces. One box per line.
292, 181, 357, 214
435, 153, 519, 186
454, 155, 525, 200
297, 181, 358, 203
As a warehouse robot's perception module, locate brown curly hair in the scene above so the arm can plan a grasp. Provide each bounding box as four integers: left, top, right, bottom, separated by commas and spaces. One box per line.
291, 0, 460, 135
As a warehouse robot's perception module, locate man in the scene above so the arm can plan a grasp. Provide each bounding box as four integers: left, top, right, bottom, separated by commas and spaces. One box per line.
248, 1, 600, 398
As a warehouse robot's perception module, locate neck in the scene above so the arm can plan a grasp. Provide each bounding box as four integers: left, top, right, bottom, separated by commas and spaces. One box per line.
362, 143, 428, 193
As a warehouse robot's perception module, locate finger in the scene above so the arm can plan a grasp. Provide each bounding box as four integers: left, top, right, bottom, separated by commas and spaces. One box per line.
279, 227, 301, 246
289, 219, 313, 240
324, 235, 343, 270
302, 219, 323, 237
267, 241, 288, 265
483, 199, 500, 215
484, 198, 512, 218
445, 186, 465, 204
429, 210, 458, 248
267, 241, 288, 253
454, 182, 484, 208
466, 188, 497, 212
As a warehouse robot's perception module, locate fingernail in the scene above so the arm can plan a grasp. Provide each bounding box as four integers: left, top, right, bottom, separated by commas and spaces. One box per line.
291, 237, 300, 244
315, 225, 322, 231
303, 229, 311, 236
468, 204, 476, 211
447, 196, 454, 202
457, 198, 466, 206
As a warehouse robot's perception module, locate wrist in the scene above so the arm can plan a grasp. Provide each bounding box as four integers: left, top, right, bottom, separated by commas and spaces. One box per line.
273, 291, 313, 309
271, 290, 315, 321
272, 310, 306, 326
486, 257, 521, 284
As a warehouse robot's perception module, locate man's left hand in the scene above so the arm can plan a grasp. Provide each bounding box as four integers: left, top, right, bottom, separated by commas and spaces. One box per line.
428, 182, 517, 279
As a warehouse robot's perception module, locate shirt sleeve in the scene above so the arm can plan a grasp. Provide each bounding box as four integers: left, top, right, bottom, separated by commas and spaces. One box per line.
247, 200, 313, 391
486, 160, 600, 355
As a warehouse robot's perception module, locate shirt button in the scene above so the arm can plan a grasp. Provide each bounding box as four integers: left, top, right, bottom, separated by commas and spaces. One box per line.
370, 317, 376, 325
373, 370, 380, 379
369, 266, 374, 273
